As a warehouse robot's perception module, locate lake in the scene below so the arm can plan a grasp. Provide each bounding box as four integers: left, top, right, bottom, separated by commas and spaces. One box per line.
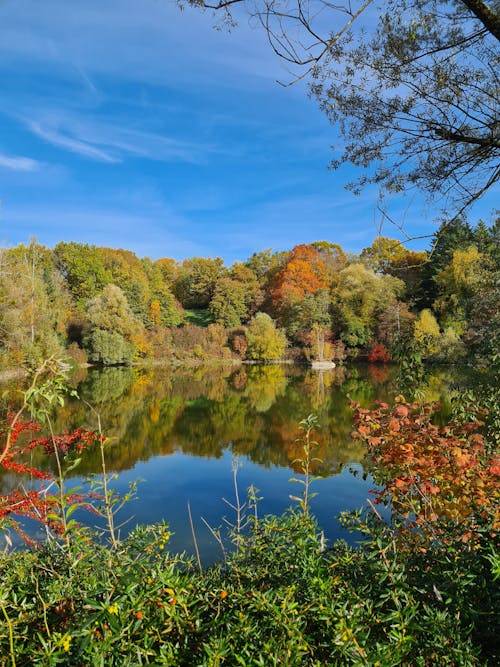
1, 362, 466, 560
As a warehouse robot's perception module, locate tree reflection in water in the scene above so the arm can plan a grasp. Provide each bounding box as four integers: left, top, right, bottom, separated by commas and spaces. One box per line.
0, 363, 477, 556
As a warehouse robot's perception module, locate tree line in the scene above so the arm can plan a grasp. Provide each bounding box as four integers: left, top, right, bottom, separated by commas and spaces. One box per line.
0, 215, 498, 368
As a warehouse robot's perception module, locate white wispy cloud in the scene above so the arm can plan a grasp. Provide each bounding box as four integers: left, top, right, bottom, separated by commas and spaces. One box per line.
19, 110, 222, 164
25, 119, 120, 163
0, 152, 41, 172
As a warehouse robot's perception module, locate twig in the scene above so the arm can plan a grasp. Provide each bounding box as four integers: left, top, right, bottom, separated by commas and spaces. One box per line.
187, 501, 202, 573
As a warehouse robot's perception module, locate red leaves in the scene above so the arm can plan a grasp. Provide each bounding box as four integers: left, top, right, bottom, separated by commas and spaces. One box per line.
1, 417, 101, 544
367, 343, 391, 363
353, 399, 499, 542
29, 427, 101, 456
488, 456, 500, 476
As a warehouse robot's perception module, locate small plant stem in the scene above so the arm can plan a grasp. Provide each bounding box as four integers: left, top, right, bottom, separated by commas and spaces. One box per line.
187, 501, 202, 573
47, 414, 69, 548
96, 413, 119, 549
0, 597, 16, 667
201, 517, 227, 563
0, 357, 54, 466
367, 498, 383, 521
83, 403, 119, 549
35, 576, 51, 638
231, 458, 245, 549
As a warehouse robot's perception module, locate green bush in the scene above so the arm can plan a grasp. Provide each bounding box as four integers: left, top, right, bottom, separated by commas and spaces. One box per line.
83, 329, 135, 365
1, 509, 497, 666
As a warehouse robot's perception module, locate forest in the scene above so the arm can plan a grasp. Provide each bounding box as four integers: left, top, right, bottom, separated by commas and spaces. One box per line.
0, 215, 498, 370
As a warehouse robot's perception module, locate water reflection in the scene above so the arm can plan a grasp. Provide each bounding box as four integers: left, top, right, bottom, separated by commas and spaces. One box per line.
3, 362, 467, 478
1, 363, 476, 557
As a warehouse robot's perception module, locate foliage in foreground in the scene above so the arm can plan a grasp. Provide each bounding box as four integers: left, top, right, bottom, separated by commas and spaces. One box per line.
0, 508, 498, 667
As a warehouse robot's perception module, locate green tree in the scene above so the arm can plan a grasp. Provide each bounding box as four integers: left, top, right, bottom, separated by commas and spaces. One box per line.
86, 284, 140, 338
209, 276, 248, 327
174, 257, 225, 309
474, 214, 500, 263
246, 312, 288, 360
54, 242, 109, 302
83, 284, 141, 364
332, 264, 404, 347
229, 262, 263, 316
84, 329, 135, 365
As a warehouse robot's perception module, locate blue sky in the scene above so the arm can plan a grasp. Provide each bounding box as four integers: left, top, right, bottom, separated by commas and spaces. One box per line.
0, 0, 497, 264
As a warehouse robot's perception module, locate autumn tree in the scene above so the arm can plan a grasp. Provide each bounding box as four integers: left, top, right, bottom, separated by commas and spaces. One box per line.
413, 308, 442, 357
142, 258, 184, 328
97, 247, 152, 322
420, 217, 476, 307
360, 238, 407, 275
377, 300, 416, 349
434, 246, 488, 330
464, 263, 500, 365
246, 312, 288, 360
272, 244, 329, 303
361, 237, 427, 303
155, 257, 178, 285
245, 249, 286, 283
331, 263, 405, 347
271, 244, 333, 336
0, 240, 68, 366
434, 244, 499, 361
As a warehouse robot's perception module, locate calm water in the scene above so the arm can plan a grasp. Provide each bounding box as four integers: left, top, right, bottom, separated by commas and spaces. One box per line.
1, 363, 466, 560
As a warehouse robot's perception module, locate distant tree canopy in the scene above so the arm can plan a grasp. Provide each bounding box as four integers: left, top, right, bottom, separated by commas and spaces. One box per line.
0, 219, 497, 368
186, 0, 499, 222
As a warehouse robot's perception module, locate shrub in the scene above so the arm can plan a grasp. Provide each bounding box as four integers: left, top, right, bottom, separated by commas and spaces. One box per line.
228, 328, 248, 358
83, 329, 135, 365
367, 342, 391, 363
246, 313, 287, 361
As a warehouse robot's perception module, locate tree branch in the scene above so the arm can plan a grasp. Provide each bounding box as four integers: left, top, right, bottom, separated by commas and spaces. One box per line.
459, 0, 500, 41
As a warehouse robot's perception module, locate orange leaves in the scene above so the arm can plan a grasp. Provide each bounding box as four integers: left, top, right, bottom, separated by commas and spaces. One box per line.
388, 418, 401, 432
353, 399, 499, 542
488, 456, 500, 476
394, 404, 409, 418
271, 244, 329, 306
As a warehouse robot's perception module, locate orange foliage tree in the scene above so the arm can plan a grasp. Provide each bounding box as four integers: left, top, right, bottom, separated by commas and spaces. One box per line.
353, 399, 499, 545
270, 244, 332, 337
271, 244, 329, 304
